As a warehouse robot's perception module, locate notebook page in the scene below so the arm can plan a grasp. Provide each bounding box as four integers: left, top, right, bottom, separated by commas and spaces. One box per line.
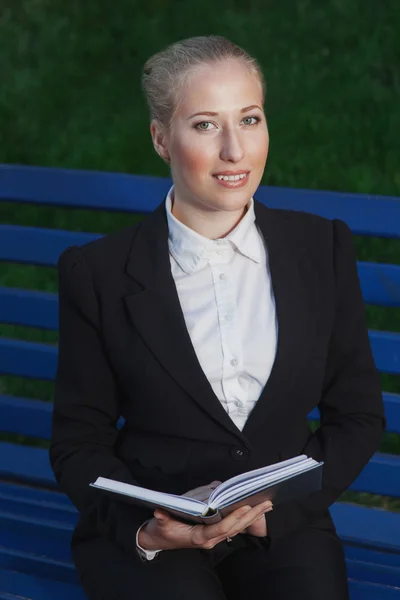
91, 477, 206, 515
208, 455, 309, 505
210, 458, 317, 508
216, 461, 323, 511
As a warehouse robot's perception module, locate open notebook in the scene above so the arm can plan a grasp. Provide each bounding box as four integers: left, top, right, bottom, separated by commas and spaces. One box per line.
90, 455, 323, 525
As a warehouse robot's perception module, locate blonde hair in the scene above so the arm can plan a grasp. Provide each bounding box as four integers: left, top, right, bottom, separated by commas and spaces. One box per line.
141, 35, 266, 135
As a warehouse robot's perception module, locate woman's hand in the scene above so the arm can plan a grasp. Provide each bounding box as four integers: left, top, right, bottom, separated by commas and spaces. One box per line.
138, 500, 273, 551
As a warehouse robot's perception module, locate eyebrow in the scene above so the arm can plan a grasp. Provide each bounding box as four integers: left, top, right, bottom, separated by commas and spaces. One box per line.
187, 105, 262, 119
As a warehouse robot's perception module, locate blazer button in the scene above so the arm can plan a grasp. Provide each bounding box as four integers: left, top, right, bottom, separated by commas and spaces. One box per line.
230, 446, 249, 461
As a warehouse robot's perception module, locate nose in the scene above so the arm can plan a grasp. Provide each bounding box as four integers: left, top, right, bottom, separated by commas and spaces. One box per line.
219, 128, 245, 163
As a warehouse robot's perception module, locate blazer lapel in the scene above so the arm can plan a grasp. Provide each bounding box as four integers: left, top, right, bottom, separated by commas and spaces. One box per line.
243, 201, 322, 437
123, 199, 247, 443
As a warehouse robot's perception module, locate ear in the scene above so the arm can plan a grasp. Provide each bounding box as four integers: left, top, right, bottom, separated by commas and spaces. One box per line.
150, 119, 170, 164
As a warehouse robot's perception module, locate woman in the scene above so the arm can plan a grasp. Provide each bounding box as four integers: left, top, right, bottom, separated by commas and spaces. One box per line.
50, 35, 385, 599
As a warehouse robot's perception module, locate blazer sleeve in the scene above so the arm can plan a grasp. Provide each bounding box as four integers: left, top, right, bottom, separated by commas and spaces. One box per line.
49, 245, 155, 564
266, 218, 386, 541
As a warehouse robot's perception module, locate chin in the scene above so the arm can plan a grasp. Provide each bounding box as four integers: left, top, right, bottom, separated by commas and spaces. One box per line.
211, 192, 252, 211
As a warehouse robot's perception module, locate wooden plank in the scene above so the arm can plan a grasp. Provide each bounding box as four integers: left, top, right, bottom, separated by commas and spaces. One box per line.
0, 225, 99, 266
331, 503, 400, 552
346, 559, 400, 588
1, 434, 399, 497
345, 546, 400, 569
2, 164, 400, 238
0, 338, 57, 380
0, 512, 73, 561
1, 508, 400, 587
1, 264, 399, 331
0, 481, 76, 525
0, 396, 53, 439
0, 287, 58, 330
0, 482, 73, 510
0, 396, 124, 439
0, 569, 86, 600
1, 391, 398, 444
0, 443, 56, 487
370, 331, 400, 375
1, 545, 399, 590
349, 452, 400, 497
0, 546, 78, 584
359, 263, 400, 307
1, 330, 400, 383
348, 580, 400, 599
0, 563, 399, 600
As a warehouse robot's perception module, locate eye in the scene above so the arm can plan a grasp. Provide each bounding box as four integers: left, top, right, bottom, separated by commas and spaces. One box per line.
194, 115, 261, 131
242, 116, 261, 126
196, 121, 214, 131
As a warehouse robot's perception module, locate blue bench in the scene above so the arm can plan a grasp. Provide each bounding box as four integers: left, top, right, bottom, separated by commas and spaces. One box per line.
1, 163, 400, 599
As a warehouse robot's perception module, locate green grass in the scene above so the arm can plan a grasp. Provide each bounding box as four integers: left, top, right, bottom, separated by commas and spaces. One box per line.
1, 0, 399, 511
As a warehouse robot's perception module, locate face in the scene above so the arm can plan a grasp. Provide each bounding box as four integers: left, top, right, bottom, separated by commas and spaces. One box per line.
151, 59, 269, 217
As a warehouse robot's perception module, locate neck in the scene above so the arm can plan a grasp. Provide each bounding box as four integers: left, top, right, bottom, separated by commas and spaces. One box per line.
171, 193, 249, 240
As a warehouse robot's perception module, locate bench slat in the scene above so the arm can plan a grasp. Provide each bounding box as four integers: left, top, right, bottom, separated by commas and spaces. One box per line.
331, 503, 400, 553
2, 164, 400, 238
2, 228, 400, 309
0, 287, 58, 330
349, 453, 400, 497
0, 395, 53, 438
369, 331, 400, 374
0, 569, 86, 600
0, 396, 125, 440
359, 262, 400, 307
0, 482, 73, 510
347, 580, 400, 599
0, 546, 78, 584
0, 224, 100, 266
345, 546, 400, 569
1, 489, 399, 584
0, 443, 56, 487
1, 441, 399, 502
2, 329, 399, 381
0, 338, 57, 380
1, 263, 400, 332
0, 568, 399, 600
0, 511, 73, 562
346, 560, 400, 588
1, 393, 399, 443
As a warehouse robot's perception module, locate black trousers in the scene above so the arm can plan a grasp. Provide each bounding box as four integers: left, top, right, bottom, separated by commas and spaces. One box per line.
73, 525, 350, 600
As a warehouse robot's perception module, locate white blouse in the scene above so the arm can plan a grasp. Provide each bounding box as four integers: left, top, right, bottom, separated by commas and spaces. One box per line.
136, 185, 278, 560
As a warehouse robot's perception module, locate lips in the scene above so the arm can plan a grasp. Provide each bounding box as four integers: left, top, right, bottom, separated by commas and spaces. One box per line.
213, 172, 250, 188
213, 171, 250, 177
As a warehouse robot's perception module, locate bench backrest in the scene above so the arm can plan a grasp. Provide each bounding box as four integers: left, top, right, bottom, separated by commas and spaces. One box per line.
1, 163, 400, 498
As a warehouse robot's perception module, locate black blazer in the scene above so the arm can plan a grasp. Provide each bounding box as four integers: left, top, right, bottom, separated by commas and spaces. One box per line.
50, 197, 385, 563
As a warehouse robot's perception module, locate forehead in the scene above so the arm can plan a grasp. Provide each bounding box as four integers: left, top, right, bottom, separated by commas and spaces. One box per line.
176, 59, 263, 115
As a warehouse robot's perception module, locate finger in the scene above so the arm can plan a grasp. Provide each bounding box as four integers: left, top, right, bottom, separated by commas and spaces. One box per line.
228, 502, 272, 537
201, 505, 253, 542
226, 504, 273, 538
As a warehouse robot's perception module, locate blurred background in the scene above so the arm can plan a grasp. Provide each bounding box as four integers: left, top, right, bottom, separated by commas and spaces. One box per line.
1, 0, 399, 510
